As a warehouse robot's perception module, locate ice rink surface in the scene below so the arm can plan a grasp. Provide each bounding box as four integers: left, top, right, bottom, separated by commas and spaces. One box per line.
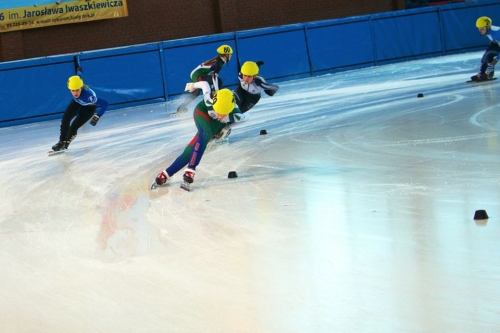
1, 52, 499, 332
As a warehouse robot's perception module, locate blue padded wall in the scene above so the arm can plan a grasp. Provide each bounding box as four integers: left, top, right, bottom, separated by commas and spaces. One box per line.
306, 17, 375, 73
440, 3, 500, 52
236, 25, 311, 81
78, 44, 165, 106
0, 56, 73, 122
372, 9, 443, 63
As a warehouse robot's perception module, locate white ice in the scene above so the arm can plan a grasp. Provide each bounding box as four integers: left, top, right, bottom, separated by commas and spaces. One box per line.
0, 52, 499, 333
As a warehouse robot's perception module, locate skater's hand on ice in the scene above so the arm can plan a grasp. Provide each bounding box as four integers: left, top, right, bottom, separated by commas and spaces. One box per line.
90, 114, 100, 126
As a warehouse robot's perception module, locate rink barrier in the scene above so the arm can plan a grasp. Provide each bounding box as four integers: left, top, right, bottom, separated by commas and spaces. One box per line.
0, 0, 499, 127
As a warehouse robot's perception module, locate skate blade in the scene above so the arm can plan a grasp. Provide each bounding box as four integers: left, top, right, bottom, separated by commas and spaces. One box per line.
170, 108, 189, 118
48, 150, 66, 156
210, 138, 229, 145
150, 180, 158, 190
466, 78, 497, 83
215, 138, 229, 144
180, 182, 191, 192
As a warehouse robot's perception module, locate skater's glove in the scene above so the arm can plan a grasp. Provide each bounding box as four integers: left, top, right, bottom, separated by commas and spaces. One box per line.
185, 83, 196, 92
90, 114, 100, 126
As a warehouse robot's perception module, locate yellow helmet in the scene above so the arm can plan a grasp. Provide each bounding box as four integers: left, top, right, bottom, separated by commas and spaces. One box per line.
212, 89, 235, 115
67, 75, 84, 90
241, 61, 259, 76
476, 16, 492, 28
217, 44, 233, 55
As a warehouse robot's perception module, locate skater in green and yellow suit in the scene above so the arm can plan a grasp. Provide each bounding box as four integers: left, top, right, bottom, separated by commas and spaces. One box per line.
152, 82, 248, 191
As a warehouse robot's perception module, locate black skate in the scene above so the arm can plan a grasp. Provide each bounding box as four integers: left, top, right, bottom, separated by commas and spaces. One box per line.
471, 73, 488, 81
467, 73, 497, 83
48, 141, 67, 155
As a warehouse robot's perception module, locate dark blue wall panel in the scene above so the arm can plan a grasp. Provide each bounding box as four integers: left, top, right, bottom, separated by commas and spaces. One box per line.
372, 9, 442, 62
306, 17, 374, 73
236, 25, 310, 80
79, 46, 165, 106
0, 56, 73, 122
440, 3, 500, 52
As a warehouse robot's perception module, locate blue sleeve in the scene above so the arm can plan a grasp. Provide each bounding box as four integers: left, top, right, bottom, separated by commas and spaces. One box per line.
95, 97, 109, 117
78, 79, 108, 117
491, 30, 500, 44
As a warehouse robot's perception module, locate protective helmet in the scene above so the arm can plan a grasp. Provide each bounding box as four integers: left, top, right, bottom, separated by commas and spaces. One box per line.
212, 89, 235, 115
241, 61, 259, 76
476, 16, 492, 29
67, 75, 84, 90
217, 45, 233, 55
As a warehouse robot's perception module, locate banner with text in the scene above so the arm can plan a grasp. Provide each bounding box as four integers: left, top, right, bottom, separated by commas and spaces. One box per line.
0, 0, 128, 33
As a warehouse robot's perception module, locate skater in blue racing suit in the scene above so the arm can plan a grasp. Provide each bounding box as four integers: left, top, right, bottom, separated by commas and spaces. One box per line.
471, 16, 500, 81
51, 69, 109, 152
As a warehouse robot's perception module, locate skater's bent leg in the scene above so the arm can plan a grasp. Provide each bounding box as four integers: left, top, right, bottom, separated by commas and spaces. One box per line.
187, 133, 210, 170
241, 94, 261, 113
165, 111, 213, 177
186, 118, 213, 169
68, 105, 96, 138
482, 46, 500, 72
59, 100, 80, 141
165, 134, 197, 176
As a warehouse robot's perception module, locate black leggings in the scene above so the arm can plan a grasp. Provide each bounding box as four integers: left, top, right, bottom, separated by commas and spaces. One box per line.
481, 42, 500, 73
59, 99, 97, 141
